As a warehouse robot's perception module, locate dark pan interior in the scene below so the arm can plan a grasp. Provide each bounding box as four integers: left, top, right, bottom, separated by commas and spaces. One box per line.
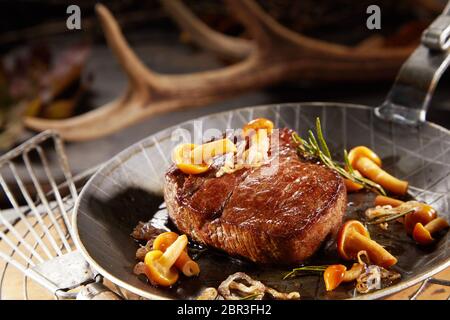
74, 103, 450, 300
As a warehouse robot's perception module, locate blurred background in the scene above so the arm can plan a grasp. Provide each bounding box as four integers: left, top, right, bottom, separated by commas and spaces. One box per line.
0, 0, 449, 179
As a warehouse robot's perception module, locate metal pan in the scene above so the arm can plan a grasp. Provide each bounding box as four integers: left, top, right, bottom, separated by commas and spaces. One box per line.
72, 5, 450, 300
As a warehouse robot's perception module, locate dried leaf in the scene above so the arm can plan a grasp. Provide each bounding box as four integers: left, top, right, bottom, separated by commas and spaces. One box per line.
0, 42, 91, 149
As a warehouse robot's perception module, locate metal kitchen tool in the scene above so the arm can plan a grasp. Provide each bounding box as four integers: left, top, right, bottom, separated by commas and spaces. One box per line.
72, 4, 450, 300
0, 131, 119, 299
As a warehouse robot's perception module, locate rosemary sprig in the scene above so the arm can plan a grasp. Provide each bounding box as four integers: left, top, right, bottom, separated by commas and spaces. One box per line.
367, 208, 415, 225
283, 265, 328, 280
292, 118, 386, 195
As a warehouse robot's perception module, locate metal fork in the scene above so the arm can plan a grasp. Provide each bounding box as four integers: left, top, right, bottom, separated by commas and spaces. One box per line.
0, 131, 119, 299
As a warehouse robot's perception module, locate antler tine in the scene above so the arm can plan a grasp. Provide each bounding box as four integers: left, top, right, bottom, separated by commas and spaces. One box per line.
24, 95, 140, 141
170, 0, 414, 61
23, 4, 163, 141
224, 0, 325, 54
228, 0, 415, 58
95, 4, 158, 89
224, 0, 279, 50
24, 1, 421, 141
161, 0, 253, 60
23, 3, 265, 141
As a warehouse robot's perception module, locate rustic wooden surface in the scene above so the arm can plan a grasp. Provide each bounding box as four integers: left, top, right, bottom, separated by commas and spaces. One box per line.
386, 268, 450, 300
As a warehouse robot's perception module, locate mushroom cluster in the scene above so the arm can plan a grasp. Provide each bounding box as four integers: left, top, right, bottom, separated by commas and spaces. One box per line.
197, 272, 300, 300
369, 195, 449, 245
134, 232, 200, 287
324, 251, 400, 292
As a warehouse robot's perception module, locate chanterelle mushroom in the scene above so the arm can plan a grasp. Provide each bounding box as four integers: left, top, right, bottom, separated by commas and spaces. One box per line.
337, 220, 397, 268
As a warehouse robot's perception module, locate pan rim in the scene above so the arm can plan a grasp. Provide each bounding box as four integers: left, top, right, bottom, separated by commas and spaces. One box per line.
72, 101, 450, 300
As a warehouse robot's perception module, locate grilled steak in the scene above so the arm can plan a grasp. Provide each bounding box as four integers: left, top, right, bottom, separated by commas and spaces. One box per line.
164, 128, 346, 264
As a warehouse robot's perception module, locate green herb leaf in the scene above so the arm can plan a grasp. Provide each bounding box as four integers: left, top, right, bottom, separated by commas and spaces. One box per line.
283, 265, 328, 280
316, 118, 332, 159
343, 150, 354, 175
292, 118, 386, 195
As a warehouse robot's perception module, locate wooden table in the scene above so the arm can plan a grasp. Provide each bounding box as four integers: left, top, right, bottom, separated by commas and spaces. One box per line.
387, 267, 450, 300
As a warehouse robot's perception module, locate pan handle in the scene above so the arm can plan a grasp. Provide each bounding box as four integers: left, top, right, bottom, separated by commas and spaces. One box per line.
76, 282, 122, 300
375, 1, 450, 125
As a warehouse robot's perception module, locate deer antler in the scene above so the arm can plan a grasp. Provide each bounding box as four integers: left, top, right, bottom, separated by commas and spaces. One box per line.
25, 0, 417, 141
160, 0, 253, 60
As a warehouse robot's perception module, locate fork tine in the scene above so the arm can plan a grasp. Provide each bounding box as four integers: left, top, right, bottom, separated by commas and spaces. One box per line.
0, 173, 48, 262
35, 146, 74, 246
52, 135, 78, 202
0, 131, 91, 299
0, 230, 36, 266
0, 250, 58, 294
8, 162, 62, 257
22, 151, 72, 253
